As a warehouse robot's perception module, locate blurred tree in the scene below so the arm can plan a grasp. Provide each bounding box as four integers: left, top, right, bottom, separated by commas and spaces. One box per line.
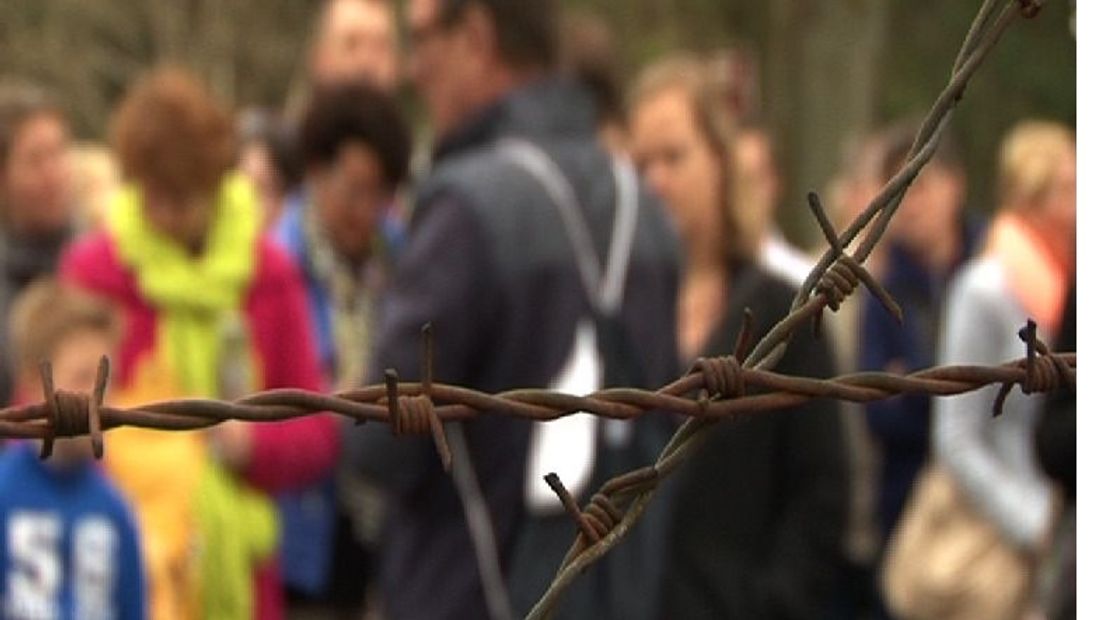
0, 0, 315, 137
763, 0, 887, 247
0, 0, 1074, 238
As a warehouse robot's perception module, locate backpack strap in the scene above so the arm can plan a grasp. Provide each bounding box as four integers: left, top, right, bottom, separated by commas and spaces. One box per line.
496, 138, 639, 315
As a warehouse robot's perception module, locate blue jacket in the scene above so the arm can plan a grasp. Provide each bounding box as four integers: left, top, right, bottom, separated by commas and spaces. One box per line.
860, 217, 984, 540
270, 193, 404, 594
273, 191, 405, 382
0, 443, 146, 619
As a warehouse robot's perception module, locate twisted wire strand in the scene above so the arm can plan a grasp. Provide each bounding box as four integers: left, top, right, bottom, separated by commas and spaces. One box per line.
0, 352, 1074, 445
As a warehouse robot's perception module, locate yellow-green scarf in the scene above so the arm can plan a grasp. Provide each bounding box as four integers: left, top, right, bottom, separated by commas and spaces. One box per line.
109, 173, 276, 619
108, 173, 260, 396
196, 459, 279, 620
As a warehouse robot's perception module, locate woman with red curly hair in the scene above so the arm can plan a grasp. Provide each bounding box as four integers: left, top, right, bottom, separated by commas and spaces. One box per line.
61, 67, 335, 620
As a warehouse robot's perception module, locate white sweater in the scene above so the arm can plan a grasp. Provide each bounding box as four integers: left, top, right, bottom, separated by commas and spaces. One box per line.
933, 257, 1056, 551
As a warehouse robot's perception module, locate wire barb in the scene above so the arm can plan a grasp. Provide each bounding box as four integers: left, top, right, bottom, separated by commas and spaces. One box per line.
384, 369, 453, 471
1018, 319, 1075, 394
37, 357, 108, 460
382, 325, 453, 471
990, 320, 1073, 417
807, 192, 903, 338
1017, 0, 1043, 18
545, 473, 602, 546
733, 308, 755, 363
693, 356, 745, 401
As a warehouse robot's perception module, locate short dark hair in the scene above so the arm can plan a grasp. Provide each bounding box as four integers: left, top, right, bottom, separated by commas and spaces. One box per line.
239, 107, 303, 190
879, 118, 963, 183
441, 0, 560, 71
560, 9, 624, 126
298, 82, 411, 190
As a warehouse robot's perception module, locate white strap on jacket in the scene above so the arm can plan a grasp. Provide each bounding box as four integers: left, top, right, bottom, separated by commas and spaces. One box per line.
497, 138, 640, 512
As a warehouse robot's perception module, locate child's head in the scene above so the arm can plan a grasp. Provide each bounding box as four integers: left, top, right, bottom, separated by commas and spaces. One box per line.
8, 278, 120, 466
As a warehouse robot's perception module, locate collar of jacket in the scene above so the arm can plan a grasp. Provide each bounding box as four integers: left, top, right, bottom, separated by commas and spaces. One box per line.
431, 76, 599, 163
1, 224, 72, 288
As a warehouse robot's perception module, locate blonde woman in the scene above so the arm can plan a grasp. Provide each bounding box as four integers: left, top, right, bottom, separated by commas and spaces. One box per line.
629, 54, 849, 619
915, 120, 1075, 619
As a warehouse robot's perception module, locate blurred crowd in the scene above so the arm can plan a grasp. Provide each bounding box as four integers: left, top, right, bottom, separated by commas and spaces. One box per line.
0, 0, 1075, 619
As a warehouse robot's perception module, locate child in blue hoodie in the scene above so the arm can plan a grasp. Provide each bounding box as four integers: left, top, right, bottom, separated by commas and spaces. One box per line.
0, 278, 146, 619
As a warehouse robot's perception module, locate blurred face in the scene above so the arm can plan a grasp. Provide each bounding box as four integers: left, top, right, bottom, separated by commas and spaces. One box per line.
139, 182, 215, 253
631, 88, 724, 246
51, 328, 112, 396
313, 0, 399, 91
890, 162, 964, 253
408, 0, 483, 136
309, 142, 391, 265
239, 143, 284, 229
2, 113, 73, 235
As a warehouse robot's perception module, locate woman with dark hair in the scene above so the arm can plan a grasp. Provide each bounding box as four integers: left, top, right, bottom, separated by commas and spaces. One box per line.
61, 66, 336, 620
271, 81, 411, 617
907, 120, 1076, 620
629, 55, 850, 619
275, 81, 411, 393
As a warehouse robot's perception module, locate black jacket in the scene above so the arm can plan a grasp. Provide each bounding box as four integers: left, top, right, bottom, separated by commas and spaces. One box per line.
660, 261, 850, 620
342, 77, 681, 620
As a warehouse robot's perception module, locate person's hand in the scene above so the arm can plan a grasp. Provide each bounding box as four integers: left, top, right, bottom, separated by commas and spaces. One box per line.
209, 420, 254, 472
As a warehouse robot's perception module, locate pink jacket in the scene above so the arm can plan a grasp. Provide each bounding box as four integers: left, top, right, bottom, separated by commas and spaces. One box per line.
61, 231, 339, 619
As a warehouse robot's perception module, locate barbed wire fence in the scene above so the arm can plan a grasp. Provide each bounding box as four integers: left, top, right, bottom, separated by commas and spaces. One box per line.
0, 0, 1075, 618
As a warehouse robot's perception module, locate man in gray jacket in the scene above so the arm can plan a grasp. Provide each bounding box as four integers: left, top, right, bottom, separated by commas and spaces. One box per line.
341, 0, 681, 618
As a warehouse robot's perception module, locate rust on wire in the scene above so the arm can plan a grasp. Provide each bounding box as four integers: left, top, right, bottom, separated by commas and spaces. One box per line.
0, 348, 1075, 449
807, 191, 903, 335
0, 334, 1075, 617
544, 473, 601, 546
36, 356, 107, 460
692, 356, 746, 400
992, 320, 1075, 417
1019, 319, 1075, 393
733, 308, 755, 363
382, 324, 453, 471
37, 361, 58, 459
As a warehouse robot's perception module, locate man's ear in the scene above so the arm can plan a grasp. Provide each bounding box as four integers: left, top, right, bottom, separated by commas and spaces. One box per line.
458, 3, 498, 66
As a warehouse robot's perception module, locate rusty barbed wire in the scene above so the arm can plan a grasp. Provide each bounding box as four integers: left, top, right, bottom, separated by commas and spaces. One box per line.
0, 321, 1077, 600
0, 336, 1075, 453
0, 1, 1063, 618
